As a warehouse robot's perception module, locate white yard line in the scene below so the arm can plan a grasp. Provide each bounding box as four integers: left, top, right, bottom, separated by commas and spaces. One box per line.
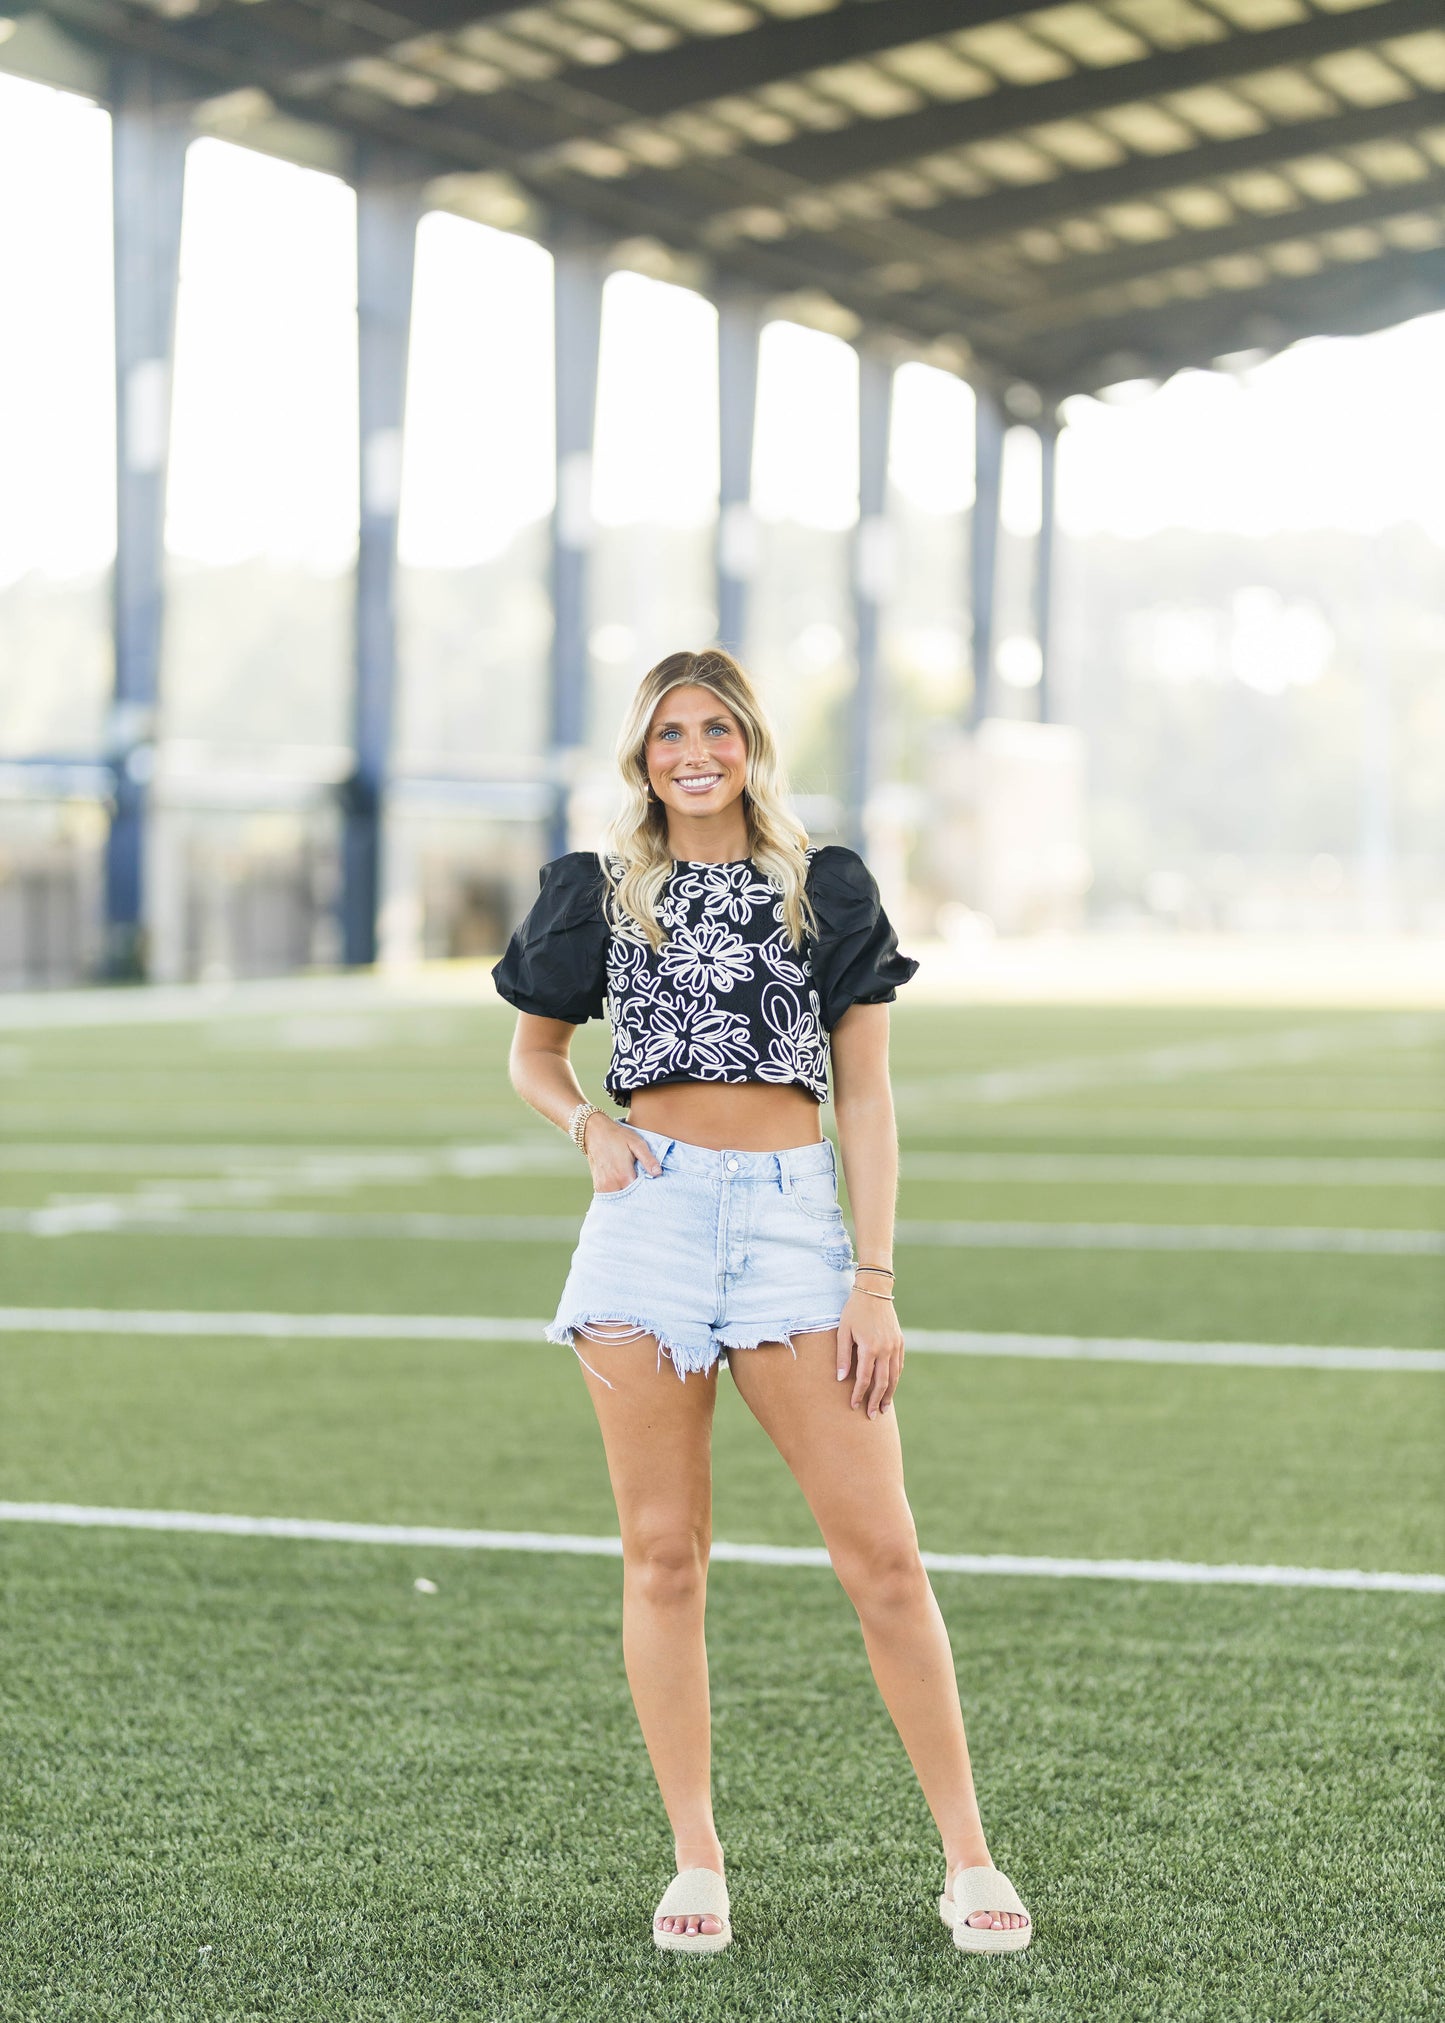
0, 972, 497, 1031
5, 1204, 1440, 1254
896, 1221, 1445, 1256
0, 1143, 1443, 1184
0, 1306, 1439, 1371
0, 1500, 1438, 1596
906, 1113, 1445, 1141
900, 1153, 1445, 1187
893, 1013, 1436, 1108
902, 1330, 1445, 1372
0, 1143, 570, 1187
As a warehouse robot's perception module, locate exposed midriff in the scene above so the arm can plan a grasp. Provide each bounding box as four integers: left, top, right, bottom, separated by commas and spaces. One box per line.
625, 1078, 823, 1153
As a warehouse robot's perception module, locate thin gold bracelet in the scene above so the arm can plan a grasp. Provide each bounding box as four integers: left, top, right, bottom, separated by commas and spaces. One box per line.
854, 1286, 896, 1300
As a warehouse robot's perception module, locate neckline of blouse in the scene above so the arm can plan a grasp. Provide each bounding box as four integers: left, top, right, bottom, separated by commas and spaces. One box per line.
670, 856, 754, 868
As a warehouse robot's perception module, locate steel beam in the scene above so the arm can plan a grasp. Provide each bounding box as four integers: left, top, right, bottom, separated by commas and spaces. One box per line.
1035, 418, 1058, 726
846, 341, 895, 854
162, 1, 557, 139
898, 93, 1445, 253
106, 54, 188, 982
341, 151, 421, 968
226, 0, 1043, 136
715, 287, 762, 658
1013, 243, 1445, 389
534, 0, 1037, 125
995, 172, 1445, 329
688, 0, 1440, 195
969, 384, 1004, 730
547, 217, 607, 864
259, 0, 1435, 204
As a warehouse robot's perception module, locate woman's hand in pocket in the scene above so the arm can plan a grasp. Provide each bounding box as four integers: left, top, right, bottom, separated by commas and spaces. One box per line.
584, 1115, 663, 1193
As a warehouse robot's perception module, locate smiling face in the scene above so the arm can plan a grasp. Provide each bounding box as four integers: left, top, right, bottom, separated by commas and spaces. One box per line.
644, 685, 750, 841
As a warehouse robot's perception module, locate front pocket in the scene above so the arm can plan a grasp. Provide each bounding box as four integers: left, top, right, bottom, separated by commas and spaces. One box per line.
592, 1172, 645, 1201
789, 1174, 842, 1222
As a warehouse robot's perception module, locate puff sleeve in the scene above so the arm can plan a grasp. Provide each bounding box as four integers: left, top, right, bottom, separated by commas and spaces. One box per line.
491, 851, 610, 1024
806, 845, 919, 1031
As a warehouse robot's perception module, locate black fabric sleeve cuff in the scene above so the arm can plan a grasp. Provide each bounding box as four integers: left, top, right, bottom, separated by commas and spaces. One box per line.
807, 845, 920, 1032
490, 851, 609, 1025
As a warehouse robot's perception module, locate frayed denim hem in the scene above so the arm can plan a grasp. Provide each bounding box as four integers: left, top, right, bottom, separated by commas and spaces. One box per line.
716, 1314, 845, 1361
546, 1314, 718, 1389
547, 1311, 846, 1389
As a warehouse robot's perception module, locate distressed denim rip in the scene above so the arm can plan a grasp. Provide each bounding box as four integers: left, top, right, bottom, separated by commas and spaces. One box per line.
546, 1126, 856, 1386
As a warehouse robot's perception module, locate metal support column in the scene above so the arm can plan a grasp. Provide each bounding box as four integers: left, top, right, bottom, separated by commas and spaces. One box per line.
847, 341, 894, 854
106, 56, 187, 981
969, 382, 1005, 729
342, 153, 421, 968
715, 287, 762, 656
1034, 414, 1059, 724
547, 218, 607, 864
1359, 532, 1397, 933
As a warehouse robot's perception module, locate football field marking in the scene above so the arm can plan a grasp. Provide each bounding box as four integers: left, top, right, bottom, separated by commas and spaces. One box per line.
895, 1221, 1445, 1256
0, 1500, 1438, 1596
0, 1306, 1439, 1371
2, 1143, 1444, 1184
899, 1152, 1445, 1187
0, 1142, 573, 1177
894, 1012, 1437, 1107
5, 1204, 1440, 1254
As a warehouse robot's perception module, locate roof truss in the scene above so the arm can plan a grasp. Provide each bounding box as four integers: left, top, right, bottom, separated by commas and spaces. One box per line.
14, 0, 1445, 395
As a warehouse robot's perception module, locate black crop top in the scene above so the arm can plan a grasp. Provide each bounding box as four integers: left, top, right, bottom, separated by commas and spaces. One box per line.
491, 845, 918, 1107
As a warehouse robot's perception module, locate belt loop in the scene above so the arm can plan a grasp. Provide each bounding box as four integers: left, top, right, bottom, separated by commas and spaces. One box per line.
776, 1149, 792, 1194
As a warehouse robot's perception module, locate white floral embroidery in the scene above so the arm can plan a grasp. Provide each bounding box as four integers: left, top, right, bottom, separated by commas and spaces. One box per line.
604, 847, 839, 1104
632, 992, 755, 1079
671, 860, 779, 924
659, 917, 754, 995
754, 983, 829, 1091
756, 925, 808, 987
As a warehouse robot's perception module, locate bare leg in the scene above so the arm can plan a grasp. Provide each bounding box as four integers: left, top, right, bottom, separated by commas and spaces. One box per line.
725, 1332, 1028, 1935
572, 1327, 726, 1940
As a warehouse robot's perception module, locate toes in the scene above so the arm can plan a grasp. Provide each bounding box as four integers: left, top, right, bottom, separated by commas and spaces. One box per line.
656, 1912, 722, 1936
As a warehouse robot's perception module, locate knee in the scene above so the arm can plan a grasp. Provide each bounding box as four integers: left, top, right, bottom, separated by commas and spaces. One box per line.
833, 1532, 929, 1616
624, 1524, 710, 1609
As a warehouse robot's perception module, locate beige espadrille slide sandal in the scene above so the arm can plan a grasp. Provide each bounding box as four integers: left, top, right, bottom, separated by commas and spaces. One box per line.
938, 1864, 1032, 1954
652, 1866, 732, 1954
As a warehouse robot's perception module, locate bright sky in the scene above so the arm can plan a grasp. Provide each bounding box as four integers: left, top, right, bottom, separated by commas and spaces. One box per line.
2, 67, 1444, 591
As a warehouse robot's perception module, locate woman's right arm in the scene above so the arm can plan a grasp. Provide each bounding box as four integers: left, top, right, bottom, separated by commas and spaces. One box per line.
508, 1012, 663, 1191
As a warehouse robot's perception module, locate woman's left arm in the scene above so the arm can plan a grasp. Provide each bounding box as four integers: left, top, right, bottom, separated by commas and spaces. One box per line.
829, 1001, 905, 1419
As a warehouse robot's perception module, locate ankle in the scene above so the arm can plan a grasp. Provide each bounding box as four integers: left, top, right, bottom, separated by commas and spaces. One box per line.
945, 1843, 992, 1881
674, 1831, 725, 1875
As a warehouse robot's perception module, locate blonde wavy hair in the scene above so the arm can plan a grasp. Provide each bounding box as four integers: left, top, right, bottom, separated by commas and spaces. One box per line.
599, 649, 817, 954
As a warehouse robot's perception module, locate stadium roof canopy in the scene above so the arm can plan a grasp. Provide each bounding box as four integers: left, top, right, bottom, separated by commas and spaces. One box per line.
9, 0, 1445, 397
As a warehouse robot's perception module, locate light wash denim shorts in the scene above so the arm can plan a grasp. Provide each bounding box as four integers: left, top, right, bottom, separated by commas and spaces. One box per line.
545, 1125, 856, 1385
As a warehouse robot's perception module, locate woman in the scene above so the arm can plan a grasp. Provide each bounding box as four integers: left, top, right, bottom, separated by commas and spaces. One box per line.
492, 648, 1031, 1958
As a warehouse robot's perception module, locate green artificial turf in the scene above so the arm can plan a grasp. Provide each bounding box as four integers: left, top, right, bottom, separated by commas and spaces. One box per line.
2, 1337, 1442, 1574
2, 1225, 1439, 1348
1, 996, 1442, 2020
1, 1529, 1440, 2023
